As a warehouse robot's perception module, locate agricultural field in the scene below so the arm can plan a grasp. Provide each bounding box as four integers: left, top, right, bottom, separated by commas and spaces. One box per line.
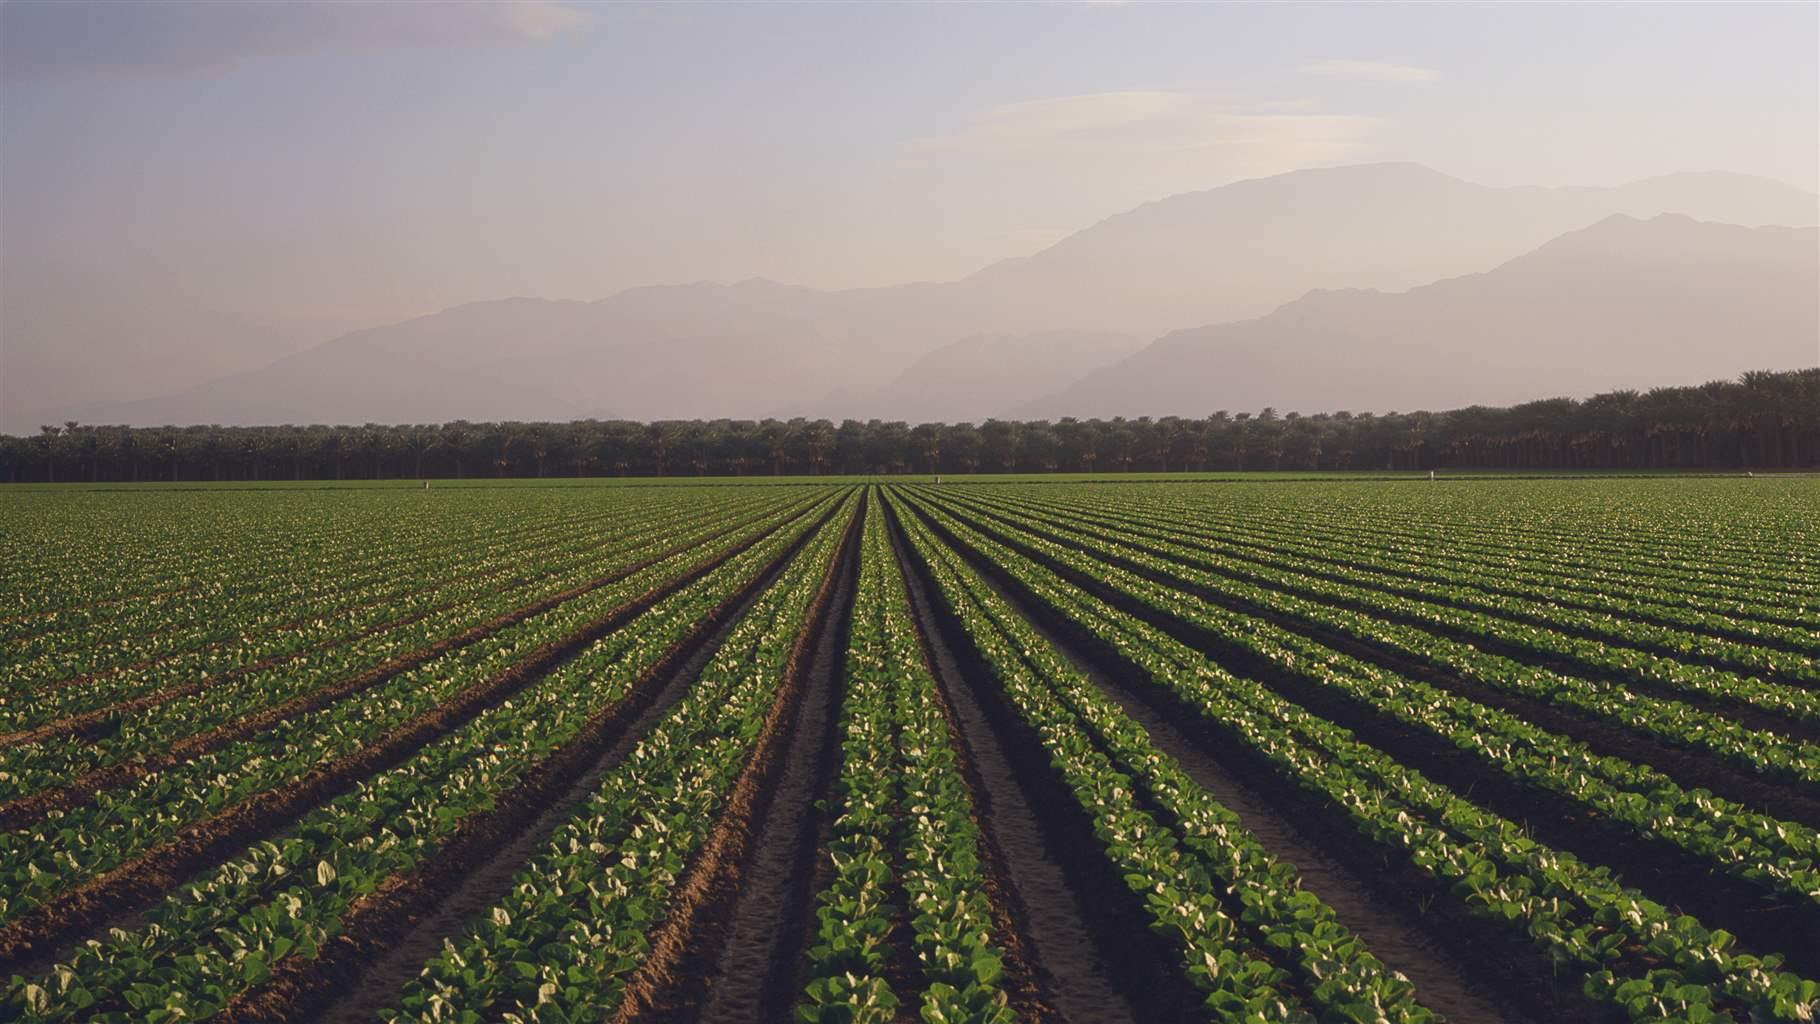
0, 475, 1815, 1023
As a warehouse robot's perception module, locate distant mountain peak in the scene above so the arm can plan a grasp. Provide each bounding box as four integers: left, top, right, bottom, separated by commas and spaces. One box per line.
1026, 216, 1818, 421
1514, 211, 1811, 267
41, 162, 1820, 433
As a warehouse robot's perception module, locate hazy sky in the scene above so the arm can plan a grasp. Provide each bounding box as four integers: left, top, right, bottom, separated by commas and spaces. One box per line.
2, 1, 1816, 417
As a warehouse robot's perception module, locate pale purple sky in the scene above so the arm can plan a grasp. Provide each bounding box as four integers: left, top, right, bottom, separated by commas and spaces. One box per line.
2, 1, 1815, 418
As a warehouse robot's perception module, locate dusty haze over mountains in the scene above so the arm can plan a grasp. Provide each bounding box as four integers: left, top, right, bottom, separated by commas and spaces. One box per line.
42, 164, 1819, 430
1028, 214, 1820, 419
2, 3, 1816, 431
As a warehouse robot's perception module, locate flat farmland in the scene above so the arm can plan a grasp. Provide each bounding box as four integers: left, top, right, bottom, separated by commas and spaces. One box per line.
1, 476, 1816, 1023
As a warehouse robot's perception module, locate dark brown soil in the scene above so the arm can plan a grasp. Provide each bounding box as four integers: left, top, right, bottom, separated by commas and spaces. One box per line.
886, 497, 1180, 1024
208, 497, 854, 1024
0, 501, 814, 832
917, 494, 1817, 999
692, 497, 861, 1024
312, 514, 816, 1023
900, 492, 1616, 1022
607, 498, 863, 1024
933, 509, 1531, 1024
948, 491, 1820, 809
993, 495, 1820, 737
890, 513, 1061, 1024
0, 500, 832, 976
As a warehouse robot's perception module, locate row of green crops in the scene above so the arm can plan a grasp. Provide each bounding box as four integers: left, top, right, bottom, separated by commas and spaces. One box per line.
897, 487, 1820, 1021
1028, 480, 1818, 627
796, 491, 1010, 1024
934, 487, 1820, 786
956, 486, 1820, 697
0, 493, 815, 800
0, 475, 1811, 1023
911, 489, 1820, 915
997, 488, 1820, 665
375, 491, 860, 1024
2, 489, 793, 696
1, 493, 675, 681
890, 492, 1431, 1022
0, 487, 660, 636
0, 496, 834, 933
4, 493, 857, 1023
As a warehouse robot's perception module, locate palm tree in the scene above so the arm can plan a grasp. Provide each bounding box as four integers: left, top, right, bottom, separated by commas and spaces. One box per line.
36, 425, 63, 483
911, 423, 944, 473
797, 419, 835, 475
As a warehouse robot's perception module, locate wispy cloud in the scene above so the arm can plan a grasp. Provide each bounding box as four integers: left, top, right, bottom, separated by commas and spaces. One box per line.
907, 91, 1379, 191
1, 1, 588, 80
1297, 59, 1440, 85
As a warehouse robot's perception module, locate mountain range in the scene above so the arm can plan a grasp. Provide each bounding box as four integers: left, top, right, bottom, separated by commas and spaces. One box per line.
1030, 215, 1819, 418
32, 163, 1820, 431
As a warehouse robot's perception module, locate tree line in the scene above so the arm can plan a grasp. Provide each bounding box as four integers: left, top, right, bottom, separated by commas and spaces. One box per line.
3, 369, 1814, 483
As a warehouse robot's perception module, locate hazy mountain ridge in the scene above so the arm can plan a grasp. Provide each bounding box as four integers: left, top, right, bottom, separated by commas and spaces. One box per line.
1025, 214, 1820, 419
47, 163, 1820, 430
942, 164, 1819, 334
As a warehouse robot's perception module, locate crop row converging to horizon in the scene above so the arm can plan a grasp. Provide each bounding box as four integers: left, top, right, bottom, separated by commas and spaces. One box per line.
1, 475, 1817, 1022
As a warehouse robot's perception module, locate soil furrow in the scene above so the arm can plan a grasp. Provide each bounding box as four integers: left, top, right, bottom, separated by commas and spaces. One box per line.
885, 497, 1159, 1024
920, 497, 1820, 982
1171, 583, 1820, 827
888, 514, 1058, 1022
916, 500, 1530, 1023
201, 497, 851, 1024
0, 500, 834, 974
311, 516, 815, 1023
948, 492, 1820, 810
1014, 496, 1820, 664
607, 496, 862, 1024
0, 502, 811, 831
692, 497, 860, 1024
900, 495, 1607, 1021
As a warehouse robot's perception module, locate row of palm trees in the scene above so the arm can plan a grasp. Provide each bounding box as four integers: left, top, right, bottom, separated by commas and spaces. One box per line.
3, 369, 1814, 482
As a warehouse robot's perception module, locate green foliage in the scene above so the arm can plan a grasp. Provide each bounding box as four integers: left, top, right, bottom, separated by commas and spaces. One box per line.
3, 475, 1815, 1024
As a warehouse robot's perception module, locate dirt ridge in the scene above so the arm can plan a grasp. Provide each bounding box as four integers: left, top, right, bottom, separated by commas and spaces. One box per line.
964, 494, 1820, 737
904, 495, 1529, 1023
605, 494, 862, 1023
889, 496, 1199, 1024
312, 533, 797, 1023
693, 495, 861, 1024
0, 499, 833, 974
208, 496, 852, 1023
0, 502, 809, 831
902, 495, 1606, 1021
944, 491, 1820, 814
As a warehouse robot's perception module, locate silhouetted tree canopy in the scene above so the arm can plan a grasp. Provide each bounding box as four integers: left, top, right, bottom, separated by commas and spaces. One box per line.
3, 369, 1814, 482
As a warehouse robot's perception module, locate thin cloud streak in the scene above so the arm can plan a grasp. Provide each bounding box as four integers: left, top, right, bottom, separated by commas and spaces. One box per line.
910, 91, 1378, 158
907, 91, 1380, 194
1297, 58, 1440, 84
